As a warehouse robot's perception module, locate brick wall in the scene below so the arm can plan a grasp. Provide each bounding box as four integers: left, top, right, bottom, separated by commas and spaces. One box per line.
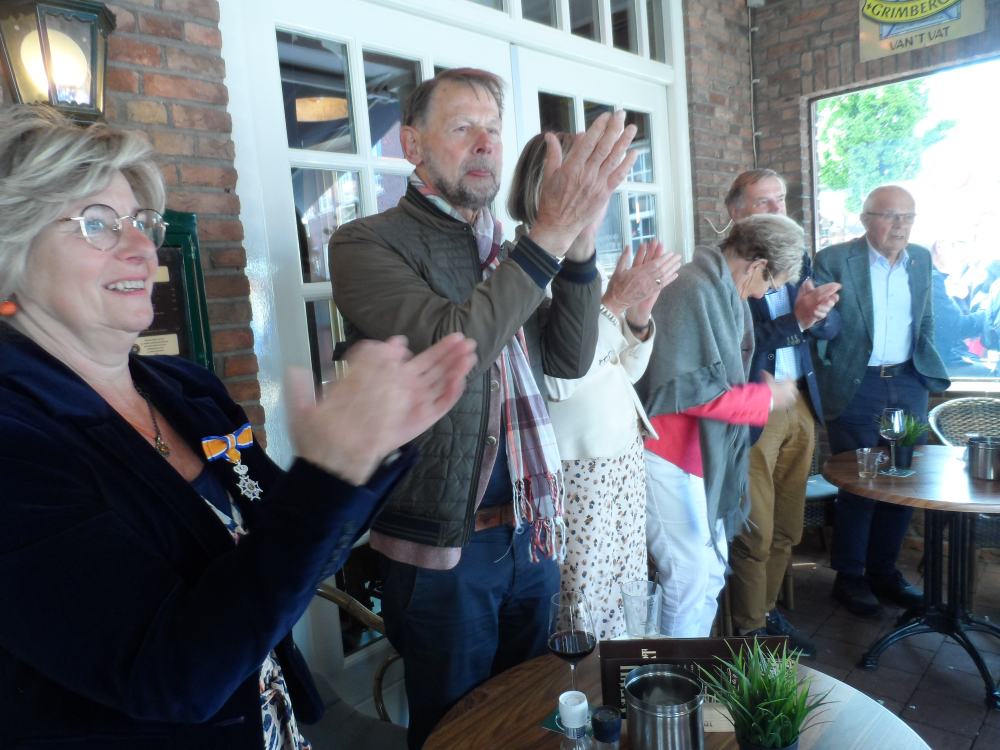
104, 0, 265, 438
750, 0, 1000, 246
682, 0, 756, 247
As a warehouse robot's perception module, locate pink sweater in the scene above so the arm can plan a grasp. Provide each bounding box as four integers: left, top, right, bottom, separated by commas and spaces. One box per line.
645, 383, 772, 477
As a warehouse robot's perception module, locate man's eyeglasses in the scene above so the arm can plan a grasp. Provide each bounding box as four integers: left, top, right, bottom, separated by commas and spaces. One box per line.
764, 266, 778, 293
865, 211, 917, 226
59, 205, 168, 251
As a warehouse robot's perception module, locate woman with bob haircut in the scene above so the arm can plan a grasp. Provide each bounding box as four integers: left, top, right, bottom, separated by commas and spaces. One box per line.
508, 131, 681, 638
0, 105, 476, 750
636, 213, 805, 637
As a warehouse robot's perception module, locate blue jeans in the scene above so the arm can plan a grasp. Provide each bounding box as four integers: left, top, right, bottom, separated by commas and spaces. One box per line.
380, 524, 560, 749
827, 367, 928, 578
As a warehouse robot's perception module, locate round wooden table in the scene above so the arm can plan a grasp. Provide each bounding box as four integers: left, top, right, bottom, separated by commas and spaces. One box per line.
424, 650, 929, 750
823, 445, 1000, 708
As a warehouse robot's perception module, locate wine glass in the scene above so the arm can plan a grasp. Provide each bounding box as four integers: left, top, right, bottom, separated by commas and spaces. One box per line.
880, 408, 905, 475
548, 590, 597, 691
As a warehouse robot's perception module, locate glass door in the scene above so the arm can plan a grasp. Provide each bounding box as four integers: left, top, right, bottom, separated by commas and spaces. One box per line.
511, 45, 675, 273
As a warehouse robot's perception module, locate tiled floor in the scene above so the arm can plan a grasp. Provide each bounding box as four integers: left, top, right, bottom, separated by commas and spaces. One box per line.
784, 534, 1000, 750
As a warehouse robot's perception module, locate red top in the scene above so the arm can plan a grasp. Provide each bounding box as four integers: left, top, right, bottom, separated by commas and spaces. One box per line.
645, 383, 772, 477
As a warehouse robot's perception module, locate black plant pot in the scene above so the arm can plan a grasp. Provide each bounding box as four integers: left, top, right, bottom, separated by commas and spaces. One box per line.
735, 736, 799, 750
895, 446, 914, 469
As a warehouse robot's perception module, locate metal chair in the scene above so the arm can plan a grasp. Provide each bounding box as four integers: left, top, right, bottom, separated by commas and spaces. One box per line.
928, 397, 1000, 613
316, 582, 402, 722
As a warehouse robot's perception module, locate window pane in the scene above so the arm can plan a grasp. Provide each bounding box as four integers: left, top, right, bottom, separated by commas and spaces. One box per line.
595, 192, 625, 272
584, 100, 614, 131
522, 0, 557, 27
570, 0, 600, 41
277, 31, 355, 153
364, 51, 420, 159
292, 168, 362, 283
647, 0, 666, 62
305, 299, 342, 387
467, 0, 504, 7
539, 92, 575, 134
628, 193, 656, 252
610, 0, 637, 53
375, 172, 409, 213
434, 65, 449, 77
625, 110, 653, 183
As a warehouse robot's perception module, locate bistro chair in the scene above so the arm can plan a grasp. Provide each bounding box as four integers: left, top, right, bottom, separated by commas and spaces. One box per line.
315, 582, 402, 723
928, 397, 1000, 612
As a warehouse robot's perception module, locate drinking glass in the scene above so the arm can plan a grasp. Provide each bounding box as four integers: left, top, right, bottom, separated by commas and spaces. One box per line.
548, 590, 597, 691
880, 408, 905, 475
856, 447, 887, 478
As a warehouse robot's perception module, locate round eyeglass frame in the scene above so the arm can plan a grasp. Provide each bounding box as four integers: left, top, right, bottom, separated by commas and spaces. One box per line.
58, 205, 169, 251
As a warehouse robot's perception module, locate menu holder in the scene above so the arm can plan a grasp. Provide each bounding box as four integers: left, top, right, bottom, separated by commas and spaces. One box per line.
599, 635, 789, 728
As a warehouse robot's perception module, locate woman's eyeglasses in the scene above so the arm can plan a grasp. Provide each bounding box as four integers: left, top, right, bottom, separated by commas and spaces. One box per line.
59, 205, 168, 251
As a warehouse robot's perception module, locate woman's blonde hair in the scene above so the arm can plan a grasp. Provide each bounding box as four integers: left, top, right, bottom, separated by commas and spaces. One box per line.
721, 214, 805, 284
507, 131, 574, 228
0, 106, 165, 300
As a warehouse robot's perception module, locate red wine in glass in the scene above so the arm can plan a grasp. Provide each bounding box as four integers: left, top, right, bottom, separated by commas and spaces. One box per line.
548, 591, 597, 690
548, 629, 597, 665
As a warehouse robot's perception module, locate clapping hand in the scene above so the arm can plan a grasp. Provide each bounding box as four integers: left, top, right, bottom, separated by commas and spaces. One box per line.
602, 240, 681, 334
286, 333, 477, 486
529, 110, 638, 261
794, 279, 841, 330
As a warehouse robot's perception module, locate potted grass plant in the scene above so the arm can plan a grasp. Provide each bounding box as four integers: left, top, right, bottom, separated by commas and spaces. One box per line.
877, 412, 929, 469
701, 640, 831, 750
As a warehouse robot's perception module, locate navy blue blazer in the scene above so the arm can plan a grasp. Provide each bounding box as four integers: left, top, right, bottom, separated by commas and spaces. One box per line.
0, 325, 415, 750
747, 253, 841, 444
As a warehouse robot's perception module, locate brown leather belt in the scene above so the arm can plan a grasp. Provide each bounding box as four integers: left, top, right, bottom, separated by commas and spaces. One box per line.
474, 504, 516, 531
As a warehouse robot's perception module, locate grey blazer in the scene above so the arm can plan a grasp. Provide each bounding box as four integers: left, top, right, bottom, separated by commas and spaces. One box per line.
812, 236, 950, 421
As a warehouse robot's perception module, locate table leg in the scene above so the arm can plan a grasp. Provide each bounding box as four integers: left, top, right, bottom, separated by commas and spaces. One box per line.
860, 510, 1000, 709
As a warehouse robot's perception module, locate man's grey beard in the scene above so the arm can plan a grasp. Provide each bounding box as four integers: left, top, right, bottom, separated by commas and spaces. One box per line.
423, 155, 500, 211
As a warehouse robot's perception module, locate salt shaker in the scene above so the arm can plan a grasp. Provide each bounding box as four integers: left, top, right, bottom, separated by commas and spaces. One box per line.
558, 690, 593, 750
591, 705, 621, 750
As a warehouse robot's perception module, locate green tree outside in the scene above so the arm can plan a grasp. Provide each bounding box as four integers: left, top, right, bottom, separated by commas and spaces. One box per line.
816, 80, 955, 213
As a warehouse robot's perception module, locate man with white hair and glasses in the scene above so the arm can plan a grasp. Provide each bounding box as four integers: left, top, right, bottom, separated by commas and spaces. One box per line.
813, 185, 950, 618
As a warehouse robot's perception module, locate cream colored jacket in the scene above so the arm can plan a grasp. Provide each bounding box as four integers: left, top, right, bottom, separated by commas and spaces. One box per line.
545, 304, 658, 461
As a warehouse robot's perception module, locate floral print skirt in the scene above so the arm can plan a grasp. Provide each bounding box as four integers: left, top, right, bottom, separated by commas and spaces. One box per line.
559, 432, 648, 640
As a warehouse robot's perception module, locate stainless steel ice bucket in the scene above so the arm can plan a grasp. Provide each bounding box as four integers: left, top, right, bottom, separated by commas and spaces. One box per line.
967, 436, 1000, 481
624, 664, 704, 750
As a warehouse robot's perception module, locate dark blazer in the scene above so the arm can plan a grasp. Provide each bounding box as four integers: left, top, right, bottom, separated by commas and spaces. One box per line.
0, 325, 414, 750
812, 237, 951, 421
747, 252, 841, 443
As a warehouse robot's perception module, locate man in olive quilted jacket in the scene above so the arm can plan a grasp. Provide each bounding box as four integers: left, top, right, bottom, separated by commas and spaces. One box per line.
329, 68, 638, 749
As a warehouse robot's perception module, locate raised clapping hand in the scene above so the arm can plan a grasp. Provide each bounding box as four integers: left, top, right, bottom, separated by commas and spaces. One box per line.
794, 279, 841, 330
286, 333, 477, 486
528, 110, 639, 261
602, 240, 682, 335
761, 370, 798, 411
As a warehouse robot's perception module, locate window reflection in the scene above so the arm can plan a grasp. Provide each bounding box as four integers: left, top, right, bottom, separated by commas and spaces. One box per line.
595, 192, 624, 272
539, 92, 575, 134
647, 0, 666, 62
584, 100, 614, 131
467, 0, 504, 7
278, 31, 355, 153
628, 193, 656, 252
610, 0, 637, 53
305, 300, 342, 387
570, 0, 601, 40
364, 51, 419, 159
375, 172, 409, 214
624, 110, 653, 183
292, 168, 361, 283
523, 0, 558, 27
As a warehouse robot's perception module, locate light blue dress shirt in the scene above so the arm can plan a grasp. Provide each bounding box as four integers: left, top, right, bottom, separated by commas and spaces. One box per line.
867, 241, 913, 366
764, 285, 801, 382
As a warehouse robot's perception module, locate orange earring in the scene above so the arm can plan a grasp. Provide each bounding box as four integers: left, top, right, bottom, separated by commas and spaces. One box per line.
0, 300, 18, 316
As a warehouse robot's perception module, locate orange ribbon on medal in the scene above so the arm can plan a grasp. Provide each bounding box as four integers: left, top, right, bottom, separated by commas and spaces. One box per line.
202, 423, 253, 464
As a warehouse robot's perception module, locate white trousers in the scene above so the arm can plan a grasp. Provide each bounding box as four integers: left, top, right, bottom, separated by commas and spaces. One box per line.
644, 449, 728, 637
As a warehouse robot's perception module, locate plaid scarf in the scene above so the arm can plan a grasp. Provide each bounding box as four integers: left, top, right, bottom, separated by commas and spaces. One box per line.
410, 174, 565, 562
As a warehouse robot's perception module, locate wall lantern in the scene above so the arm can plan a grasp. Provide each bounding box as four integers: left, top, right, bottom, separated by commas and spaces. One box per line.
0, 0, 116, 123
